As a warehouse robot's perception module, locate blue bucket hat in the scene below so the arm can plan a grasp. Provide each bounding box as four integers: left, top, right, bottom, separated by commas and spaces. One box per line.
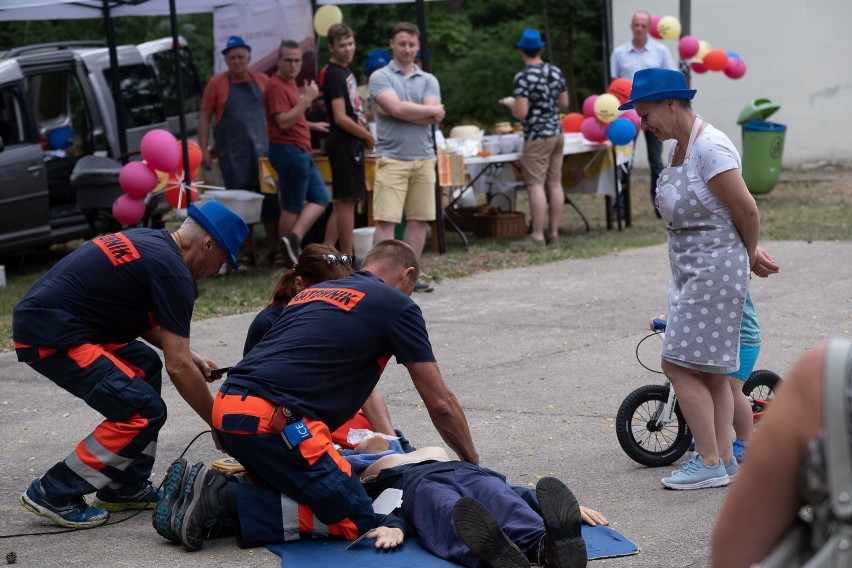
187, 201, 249, 270
516, 29, 546, 50
618, 68, 697, 110
364, 48, 390, 75
221, 36, 251, 56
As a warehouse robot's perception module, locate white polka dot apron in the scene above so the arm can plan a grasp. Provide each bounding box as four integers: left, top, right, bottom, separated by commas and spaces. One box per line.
656, 117, 748, 374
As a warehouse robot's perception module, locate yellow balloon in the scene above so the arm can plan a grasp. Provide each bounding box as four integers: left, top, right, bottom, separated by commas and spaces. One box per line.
593, 93, 620, 124
313, 5, 343, 37
657, 15, 682, 41
695, 40, 712, 61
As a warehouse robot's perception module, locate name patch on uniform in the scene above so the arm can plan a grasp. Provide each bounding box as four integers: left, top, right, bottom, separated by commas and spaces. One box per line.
93, 232, 141, 266
282, 419, 313, 449
288, 288, 365, 311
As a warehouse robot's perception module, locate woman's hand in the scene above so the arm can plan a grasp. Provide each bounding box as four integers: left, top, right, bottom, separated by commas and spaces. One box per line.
367, 526, 404, 549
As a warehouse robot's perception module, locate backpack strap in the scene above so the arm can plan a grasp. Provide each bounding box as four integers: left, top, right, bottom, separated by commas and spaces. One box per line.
824, 338, 852, 522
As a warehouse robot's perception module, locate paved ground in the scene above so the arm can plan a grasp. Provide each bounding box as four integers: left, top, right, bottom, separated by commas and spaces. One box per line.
2, 240, 850, 567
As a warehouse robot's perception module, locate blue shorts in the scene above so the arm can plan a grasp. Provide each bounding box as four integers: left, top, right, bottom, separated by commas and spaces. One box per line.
729, 343, 761, 381
269, 143, 330, 213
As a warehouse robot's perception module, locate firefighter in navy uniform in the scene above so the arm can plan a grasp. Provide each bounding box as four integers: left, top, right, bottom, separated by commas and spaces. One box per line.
13, 201, 248, 528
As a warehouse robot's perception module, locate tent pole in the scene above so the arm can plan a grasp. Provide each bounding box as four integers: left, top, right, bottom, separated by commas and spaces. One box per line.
680, 0, 692, 85
169, 0, 192, 205
102, 0, 128, 160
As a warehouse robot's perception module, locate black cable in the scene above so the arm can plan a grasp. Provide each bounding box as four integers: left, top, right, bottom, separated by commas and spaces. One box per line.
635, 330, 665, 374
0, 430, 211, 540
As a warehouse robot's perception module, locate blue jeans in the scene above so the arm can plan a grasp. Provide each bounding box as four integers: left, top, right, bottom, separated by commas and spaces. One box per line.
268, 143, 329, 213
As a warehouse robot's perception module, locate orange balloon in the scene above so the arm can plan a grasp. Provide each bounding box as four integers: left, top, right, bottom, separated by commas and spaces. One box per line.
562, 112, 585, 133
607, 78, 632, 105
177, 140, 203, 178
164, 175, 198, 209
702, 50, 729, 72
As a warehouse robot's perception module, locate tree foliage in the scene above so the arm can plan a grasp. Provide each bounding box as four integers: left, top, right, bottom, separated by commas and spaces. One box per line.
0, 0, 604, 132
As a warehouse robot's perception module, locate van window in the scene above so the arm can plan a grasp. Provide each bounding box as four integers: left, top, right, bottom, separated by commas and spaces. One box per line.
26, 70, 90, 146
103, 64, 165, 127
0, 85, 27, 146
146, 47, 201, 117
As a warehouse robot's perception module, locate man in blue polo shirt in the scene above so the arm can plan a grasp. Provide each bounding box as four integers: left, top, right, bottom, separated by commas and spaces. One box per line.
14, 201, 248, 529
157, 239, 479, 552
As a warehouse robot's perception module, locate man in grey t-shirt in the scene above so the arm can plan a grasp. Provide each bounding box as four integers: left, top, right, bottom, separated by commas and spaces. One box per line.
369, 21, 444, 292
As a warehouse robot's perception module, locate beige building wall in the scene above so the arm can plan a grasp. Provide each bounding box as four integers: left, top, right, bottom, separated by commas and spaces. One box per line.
611, 1, 852, 168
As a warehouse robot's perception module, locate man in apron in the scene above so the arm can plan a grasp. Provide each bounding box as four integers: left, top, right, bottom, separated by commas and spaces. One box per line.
199, 36, 280, 269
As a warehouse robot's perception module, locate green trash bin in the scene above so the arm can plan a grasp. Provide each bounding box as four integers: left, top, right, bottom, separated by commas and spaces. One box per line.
737, 98, 786, 195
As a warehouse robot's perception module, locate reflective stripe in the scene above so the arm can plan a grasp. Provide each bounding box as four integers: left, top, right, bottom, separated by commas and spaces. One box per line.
65, 449, 111, 488
82, 432, 137, 471
280, 494, 304, 541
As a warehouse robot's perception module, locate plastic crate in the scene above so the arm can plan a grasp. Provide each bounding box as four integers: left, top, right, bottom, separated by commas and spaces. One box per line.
197, 189, 264, 224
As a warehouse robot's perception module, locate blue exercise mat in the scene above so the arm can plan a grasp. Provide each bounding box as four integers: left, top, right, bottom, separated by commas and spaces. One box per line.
268, 524, 638, 566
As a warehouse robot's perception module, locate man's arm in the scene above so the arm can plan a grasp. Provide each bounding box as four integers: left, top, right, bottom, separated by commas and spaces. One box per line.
158, 328, 216, 427
330, 97, 375, 147
273, 80, 319, 132
198, 109, 214, 170
405, 361, 479, 464
360, 388, 395, 436
373, 89, 444, 125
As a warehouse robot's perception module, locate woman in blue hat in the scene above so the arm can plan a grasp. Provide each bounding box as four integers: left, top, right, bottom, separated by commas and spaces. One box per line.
620, 68, 761, 490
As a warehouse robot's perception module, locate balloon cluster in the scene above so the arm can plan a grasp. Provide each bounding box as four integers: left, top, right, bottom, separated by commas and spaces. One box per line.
648, 15, 747, 80
562, 79, 639, 146
113, 129, 202, 226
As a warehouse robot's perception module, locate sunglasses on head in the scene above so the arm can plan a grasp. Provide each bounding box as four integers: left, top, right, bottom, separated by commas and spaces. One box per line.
322, 254, 353, 268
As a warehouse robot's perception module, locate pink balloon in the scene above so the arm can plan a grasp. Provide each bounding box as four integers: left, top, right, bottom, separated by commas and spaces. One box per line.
691, 61, 708, 74
619, 109, 642, 132
724, 57, 747, 79
140, 129, 180, 173
580, 116, 608, 143
582, 94, 599, 118
112, 194, 146, 226
679, 35, 699, 59
119, 161, 158, 199
649, 15, 662, 39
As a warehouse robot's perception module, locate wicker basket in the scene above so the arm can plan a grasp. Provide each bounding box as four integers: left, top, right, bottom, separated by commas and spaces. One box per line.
447, 206, 479, 232
473, 206, 527, 238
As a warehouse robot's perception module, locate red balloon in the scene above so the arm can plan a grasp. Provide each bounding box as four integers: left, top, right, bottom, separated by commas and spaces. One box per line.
649, 15, 662, 39
580, 116, 608, 143
691, 61, 708, 74
582, 95, 599, 118
164, 176, 198, 209
119, 161, 158, 199
112, 194, 146, 225
177, 139, 203, 178
703, 50, 729, 72
679, 35, 699, 59
724, 57, 747, 79
607, 78, 632, 105
562, 112, 585, 133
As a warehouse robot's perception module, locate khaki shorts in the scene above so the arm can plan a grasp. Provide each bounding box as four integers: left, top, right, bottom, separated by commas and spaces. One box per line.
372, 156, 437, 223
520, 135, 565, 186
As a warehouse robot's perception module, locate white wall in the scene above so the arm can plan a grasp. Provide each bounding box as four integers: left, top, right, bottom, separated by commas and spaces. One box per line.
612, 0, 852, 168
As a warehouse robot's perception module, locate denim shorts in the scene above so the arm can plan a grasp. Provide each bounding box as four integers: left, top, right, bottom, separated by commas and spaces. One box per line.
269, 143, 330, 213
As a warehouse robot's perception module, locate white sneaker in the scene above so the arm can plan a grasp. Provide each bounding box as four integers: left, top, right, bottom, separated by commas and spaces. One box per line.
661, 453, 730, 490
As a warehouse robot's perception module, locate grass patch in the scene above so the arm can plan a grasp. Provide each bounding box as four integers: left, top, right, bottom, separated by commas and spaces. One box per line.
2, 169, 850, 352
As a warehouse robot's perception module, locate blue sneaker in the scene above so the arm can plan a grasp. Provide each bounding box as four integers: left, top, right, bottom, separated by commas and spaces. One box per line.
153, 458, 190, 542
733, 439, 747, 463
20, 480, 109, 529
661, 453, 730, 490
92, 480, 162, 512
724, 456, 739, 478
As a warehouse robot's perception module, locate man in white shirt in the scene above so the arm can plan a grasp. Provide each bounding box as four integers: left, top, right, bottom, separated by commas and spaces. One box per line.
610, 10, 676, 214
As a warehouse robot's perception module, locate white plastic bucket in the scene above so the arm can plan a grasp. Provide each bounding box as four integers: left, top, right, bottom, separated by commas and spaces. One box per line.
352, 226, 376, 260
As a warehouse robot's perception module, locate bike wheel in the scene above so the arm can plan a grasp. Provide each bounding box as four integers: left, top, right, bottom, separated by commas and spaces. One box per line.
616, 384, 692, 467
743, 369, 781, 418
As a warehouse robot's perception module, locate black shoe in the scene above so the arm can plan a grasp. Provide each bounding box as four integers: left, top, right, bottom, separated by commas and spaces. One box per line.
452, 497, 529, 568
172, 463, 235, 551
281, 234, 302, 266
153, 457, 189, 542
413, 280, 434, 293
535, 478, 587, 568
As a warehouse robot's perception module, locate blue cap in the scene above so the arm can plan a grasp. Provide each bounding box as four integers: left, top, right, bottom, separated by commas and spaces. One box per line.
221, 36, 251, 56
618, 68, 697, 110
187, 201, 249, 270
516, 29, 545, 50
364, 48, 390, 75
